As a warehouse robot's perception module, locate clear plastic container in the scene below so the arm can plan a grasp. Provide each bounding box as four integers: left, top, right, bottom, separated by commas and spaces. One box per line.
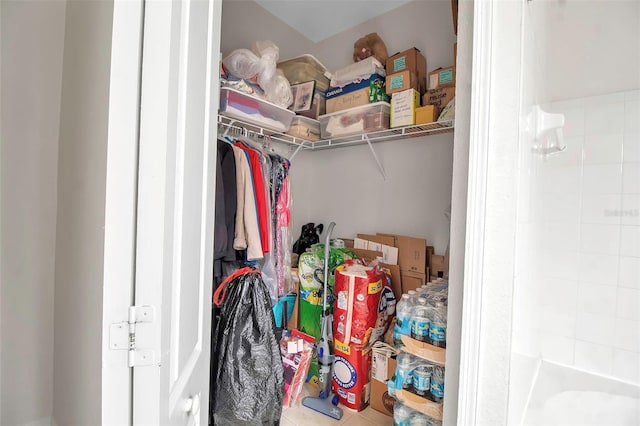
319, 101, 390, 139
286, 116, 321, 141
394, 294, 412, 347
393, 401, 413, 426
278, 54, 331, 92
219, 87, 295, 132
430, 365, 445, 403
395, 352, 416, 391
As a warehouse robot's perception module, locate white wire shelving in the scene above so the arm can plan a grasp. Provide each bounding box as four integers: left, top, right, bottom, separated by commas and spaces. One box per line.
217, 114, 455, 179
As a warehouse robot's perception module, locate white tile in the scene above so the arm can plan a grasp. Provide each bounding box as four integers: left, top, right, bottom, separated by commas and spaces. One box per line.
623, 163, 640, 194
540, 308, 577, 338
625, 101, 640, 135
583, 133, 624, 164
543, 250, 580, 280
613, 349, 640, 384
584, 92, 626, 107
577, 283, 617, 316
620, 226, 640, 258
512, 330, 542, 357
542, 166, 582, 195
619, 257, 640, 289
626, 90, 640, 102
622, 195, 640, 226
576, 312, 616, 346
582, 164, 623, 195
540, 333, 575, 365
574, 340, 614, 376
623, 131, 640, 163
579, 253, 619, 285
617, 287, 640, 321
544, 136, 584, 167
614, 318, 640, 352
585, 101, 625, 135
543, 222, 581, 252
542, 192, 581, 224
551, 98, 585, 112
551, 105, 585, 138
540, 278, 578, 313
580, 224, 621, 256
581, 194, 622, 225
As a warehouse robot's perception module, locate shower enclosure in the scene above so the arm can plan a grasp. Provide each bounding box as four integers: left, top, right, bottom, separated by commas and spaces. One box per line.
508, 1, 640, 424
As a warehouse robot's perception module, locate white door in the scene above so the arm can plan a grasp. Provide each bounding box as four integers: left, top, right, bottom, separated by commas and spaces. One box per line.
132, 0, 222, 424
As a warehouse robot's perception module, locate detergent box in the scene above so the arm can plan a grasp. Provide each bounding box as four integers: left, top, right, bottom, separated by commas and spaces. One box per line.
332, 340, 372, 411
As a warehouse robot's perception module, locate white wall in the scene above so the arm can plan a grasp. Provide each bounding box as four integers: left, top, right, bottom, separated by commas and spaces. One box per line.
52, 1, 114, 425
221, 0, 457, 253
0, 2, 66, 425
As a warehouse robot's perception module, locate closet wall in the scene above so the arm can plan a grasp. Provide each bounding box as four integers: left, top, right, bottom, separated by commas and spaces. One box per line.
220, 0, 457, 254
0, 2, 66, 425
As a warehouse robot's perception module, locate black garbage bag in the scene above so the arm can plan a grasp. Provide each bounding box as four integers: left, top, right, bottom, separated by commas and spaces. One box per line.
211, 267, 284, 425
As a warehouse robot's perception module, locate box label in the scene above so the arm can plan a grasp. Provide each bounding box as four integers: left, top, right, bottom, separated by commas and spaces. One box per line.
393, 56, 407, 72
390, 74, 405, 90
439, 68, 454, 84
429, 74, 439, 89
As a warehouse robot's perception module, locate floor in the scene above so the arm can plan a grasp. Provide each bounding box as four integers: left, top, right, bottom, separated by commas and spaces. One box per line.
281, 385, 393, 426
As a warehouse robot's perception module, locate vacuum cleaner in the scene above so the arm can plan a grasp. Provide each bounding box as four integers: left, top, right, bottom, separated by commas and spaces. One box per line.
301, 222, 343, 420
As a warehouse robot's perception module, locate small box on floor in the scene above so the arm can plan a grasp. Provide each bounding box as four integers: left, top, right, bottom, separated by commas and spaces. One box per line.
370, 348, 397, 417
332, 340, 372, 412
391, 89, 420, 128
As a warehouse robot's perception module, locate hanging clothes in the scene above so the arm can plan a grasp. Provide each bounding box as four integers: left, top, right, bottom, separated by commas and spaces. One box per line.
231, 144, 263, 261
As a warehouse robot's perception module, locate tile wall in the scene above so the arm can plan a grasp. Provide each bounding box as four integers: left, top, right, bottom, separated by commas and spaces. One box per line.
512, 89, 640, 384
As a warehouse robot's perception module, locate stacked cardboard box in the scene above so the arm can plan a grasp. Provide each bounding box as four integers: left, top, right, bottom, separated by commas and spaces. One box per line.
385, 48, 427, 96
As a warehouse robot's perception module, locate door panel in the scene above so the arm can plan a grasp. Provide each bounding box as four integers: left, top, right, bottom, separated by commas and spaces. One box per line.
133, 0, 222, 424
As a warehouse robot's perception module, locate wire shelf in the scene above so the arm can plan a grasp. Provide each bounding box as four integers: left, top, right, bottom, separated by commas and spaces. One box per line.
217, 114, 454, 152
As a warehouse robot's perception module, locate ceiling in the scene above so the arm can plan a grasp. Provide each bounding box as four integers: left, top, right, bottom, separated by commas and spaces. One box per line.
253, 0, 413, 43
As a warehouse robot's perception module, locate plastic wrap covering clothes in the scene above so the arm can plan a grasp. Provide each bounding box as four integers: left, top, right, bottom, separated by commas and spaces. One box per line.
330, 56, 386, 88
222, 40, 293, 109
210, 268, 284, 425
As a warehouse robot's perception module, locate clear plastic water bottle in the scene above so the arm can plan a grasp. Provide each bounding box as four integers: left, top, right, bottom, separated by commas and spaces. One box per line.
430, 365, 445, 403
410, 298, 431, 343
395, 352, 415, 390
393, 294, 412, 347
393, 401, 413, 426
428, 302, 447, 348
411, 364, 433, 397
408, 411, 431, 426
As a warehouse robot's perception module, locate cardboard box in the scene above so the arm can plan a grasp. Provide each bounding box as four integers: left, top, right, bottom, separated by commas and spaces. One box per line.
386, 47, 427, 81
375, 233, 427, 274
429, 66, 456, 89
426, 246, 435, 269
386, 70, 425, 95
332, 341, 372, 411
423, 86, 456, 111
454, 42, 457, 69
415, 105, 438, 125
287, 273, 300, 330
391, 89, 420, 128
326, 87, 371, 114
370, 353, 397, 417
325, 74, 389, 114
401, 270, 427, 293
431, 254, 448, 278
325, 74, 386, 99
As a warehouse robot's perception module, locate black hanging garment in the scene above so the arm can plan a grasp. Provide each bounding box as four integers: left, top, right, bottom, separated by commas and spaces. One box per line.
210, 267, 284, 425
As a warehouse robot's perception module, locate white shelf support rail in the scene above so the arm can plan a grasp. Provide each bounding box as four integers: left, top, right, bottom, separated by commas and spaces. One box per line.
363, 133, 387, 180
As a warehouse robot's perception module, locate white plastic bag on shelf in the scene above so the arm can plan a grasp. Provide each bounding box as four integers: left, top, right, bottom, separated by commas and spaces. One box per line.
222, 40, 293, 109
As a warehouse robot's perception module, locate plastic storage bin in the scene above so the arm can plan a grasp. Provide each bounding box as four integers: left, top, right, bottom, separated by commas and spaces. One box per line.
278, 54, 331, 92
319, 101, 390, 139
219, 87, 295, 132
286, 116, 321, 141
